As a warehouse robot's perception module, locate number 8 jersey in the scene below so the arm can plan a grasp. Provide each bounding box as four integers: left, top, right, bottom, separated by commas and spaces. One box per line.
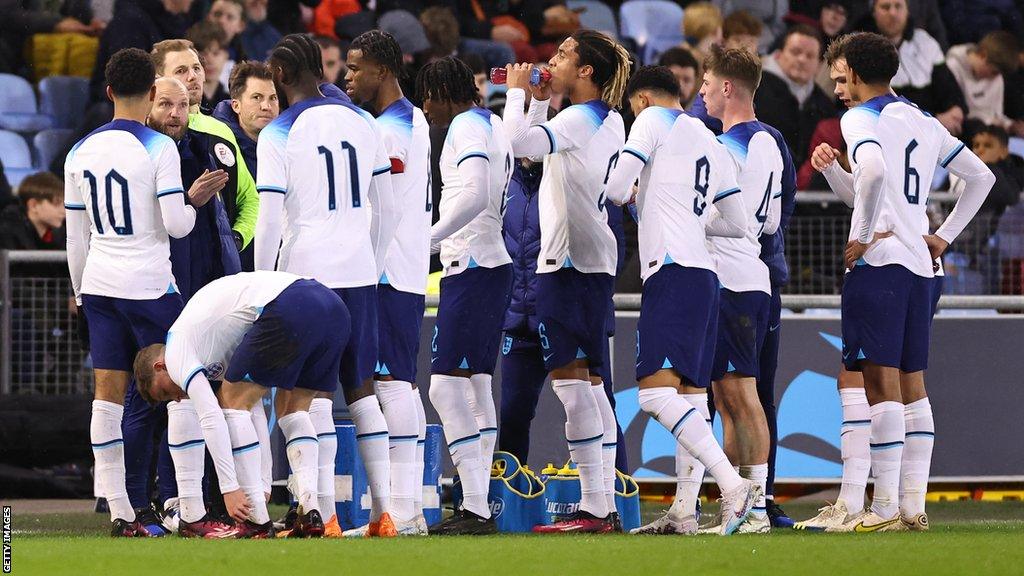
255, 95, 393, 288
64, 119, 195, 301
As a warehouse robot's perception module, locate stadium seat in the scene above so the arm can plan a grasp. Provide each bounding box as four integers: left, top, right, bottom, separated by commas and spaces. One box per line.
0, 129, 36, 188
38, 76, 90, 130
619, 0, 684, 64
567, 0, 618, 38
33, 129, 74, 171
0, 74, 54, 134
1009, 136, 1024, 159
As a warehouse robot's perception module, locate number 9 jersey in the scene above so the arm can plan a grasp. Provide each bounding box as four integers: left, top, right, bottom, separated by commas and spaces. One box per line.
255, 95, 393, 288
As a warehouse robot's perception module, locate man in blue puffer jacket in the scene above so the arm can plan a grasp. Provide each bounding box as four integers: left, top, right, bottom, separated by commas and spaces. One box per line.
498, 158, 628, 475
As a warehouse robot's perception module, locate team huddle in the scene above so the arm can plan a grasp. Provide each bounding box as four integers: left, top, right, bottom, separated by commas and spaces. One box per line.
66, 27, 993, 539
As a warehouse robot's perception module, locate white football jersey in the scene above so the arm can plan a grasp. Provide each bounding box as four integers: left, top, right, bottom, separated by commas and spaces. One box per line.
437, 107, 513, 276
377, 98, 431, 294
164, 271, 303, 390
535, 101, 624, 275
623, 107, 740, 282
711, 120, 784, 294
256, 96, 391, 288
841, 94, 964, 278
63, 119, 185, 299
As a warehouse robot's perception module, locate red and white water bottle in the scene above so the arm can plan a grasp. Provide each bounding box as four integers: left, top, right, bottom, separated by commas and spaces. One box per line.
490, 67, 551, 85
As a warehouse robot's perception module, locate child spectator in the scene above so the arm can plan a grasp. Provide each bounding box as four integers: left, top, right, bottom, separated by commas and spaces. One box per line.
946, 31, 1024, 138
0, 172, 66, 250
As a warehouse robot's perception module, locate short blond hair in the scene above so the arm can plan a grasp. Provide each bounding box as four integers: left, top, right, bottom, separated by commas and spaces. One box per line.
683, 2, 723, 42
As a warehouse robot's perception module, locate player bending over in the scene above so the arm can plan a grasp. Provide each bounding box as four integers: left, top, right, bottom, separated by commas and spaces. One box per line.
344, 30, 433, 536
699, 46, 783, 534
254, 33, 399, 537
503, 30, 630, 534
134, 272, 351, 539
65, 48, 197, 537
603, 65, 759, 536
830, 32, 993, 532
417, 56, 513, 535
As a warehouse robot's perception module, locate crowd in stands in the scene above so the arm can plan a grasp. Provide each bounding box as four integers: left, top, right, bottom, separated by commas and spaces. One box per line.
2, 0, 1024, 294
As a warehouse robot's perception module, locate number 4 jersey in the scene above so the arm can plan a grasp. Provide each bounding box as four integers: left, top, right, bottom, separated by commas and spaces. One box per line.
64, 119, 194, 300
841, 94, 965, 278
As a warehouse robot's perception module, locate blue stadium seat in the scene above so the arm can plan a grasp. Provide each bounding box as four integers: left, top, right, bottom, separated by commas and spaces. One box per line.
0, 74, 54, 134
568, 0, 618, 38
0, 129, 36, 188
33, 129, 74, 171
619, 0, 684, 64
1009, 136, 1024, 159
38, 76, 90, 130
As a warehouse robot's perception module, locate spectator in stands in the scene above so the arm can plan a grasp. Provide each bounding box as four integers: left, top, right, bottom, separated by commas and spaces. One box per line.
755, 25, 836, 168
88, 0, 197, 102
310, 0, 360, 39
268, 0, 321, 36
0, 172, 66, 250
855, 0, 966, 136
657, 47, 700, 108
212, 61, 280, 174
187, 22, 232, 110
681, 2, 723, 64
208, 0, 247, 61
421, 6, 461, 60
460, 53, 491, 108
238, 0, 281, 61
0, 0, 102, 77
950, 124, 1024, 293
940, 0, 1023, 46
712, 0, 786, 51
314, 34, 345, 88
946, 31, 1024, 138
845, 0, 949, 50
0, 161, 13, 211
723, 10, 763, 56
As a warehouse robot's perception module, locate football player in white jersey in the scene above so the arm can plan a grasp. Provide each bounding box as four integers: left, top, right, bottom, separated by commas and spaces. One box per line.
503, 30, 630, 534
254, 34, 399, 538
699, 46, 783, 534
344, 30, 432, 536
833, 32, 994, 532
64, 48, 197, 537
796, 33, 993, 533
604, 66, 760, 536
133, 272, 352, 539
416, 57, 513, 535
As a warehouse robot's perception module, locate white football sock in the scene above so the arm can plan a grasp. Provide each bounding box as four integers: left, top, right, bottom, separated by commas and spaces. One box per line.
224, 408, 270, 524
901, 397, 934, 517
348, 395, 391, 522
739, 464, 768, 519
375, 380, 418, 523
590, 383, 618, 513
279, 411, 320, 515
668, 393, 710, 521
468, 374, 498, 485
309, 398, 337, 520
430, 374, 489, 518
869, 401, 905, 519
249, 400, 273, 499
553, 379, 608, 519
412, 388, 427, 515
91, 399, 134, 522
167, 400, 206, 523
838, 388, 870, 514
638, 387, 743, 494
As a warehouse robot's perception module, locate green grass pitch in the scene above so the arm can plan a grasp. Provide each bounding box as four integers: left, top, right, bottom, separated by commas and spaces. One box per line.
7, 501, 1024, 575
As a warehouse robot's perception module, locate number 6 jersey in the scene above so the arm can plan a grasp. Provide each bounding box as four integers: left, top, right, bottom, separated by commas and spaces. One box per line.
64, 119, 196, 301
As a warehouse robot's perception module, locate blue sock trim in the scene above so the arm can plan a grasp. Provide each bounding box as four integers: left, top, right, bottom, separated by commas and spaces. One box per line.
168, 439, 205, 451
448, 433, 481, 449
91, 438, 124, 449
232, 441, 260, 454
670, 408, 697, 436
356, 430, 389, 441
286, 436, 317, 447
567, 433, 603, 446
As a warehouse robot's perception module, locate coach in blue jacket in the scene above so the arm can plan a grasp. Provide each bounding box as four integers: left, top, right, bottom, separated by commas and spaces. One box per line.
498, 158, 627, 472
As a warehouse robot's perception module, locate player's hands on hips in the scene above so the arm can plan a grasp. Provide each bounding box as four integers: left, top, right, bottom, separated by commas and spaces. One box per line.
188, 169, 229, 207
224, 489, 253, 523
923, 234, 949, 261
811, 143, 840, 172
844, 232, 891, 270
